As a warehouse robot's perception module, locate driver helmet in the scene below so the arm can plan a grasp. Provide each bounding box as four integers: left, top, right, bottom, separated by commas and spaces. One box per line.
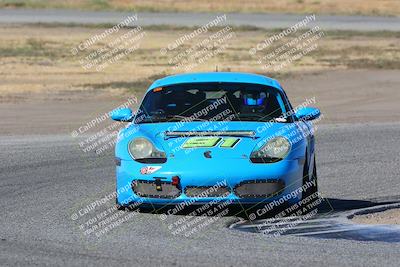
243, 92, 266, 106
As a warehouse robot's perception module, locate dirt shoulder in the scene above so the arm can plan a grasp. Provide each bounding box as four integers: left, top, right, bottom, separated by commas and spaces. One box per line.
352, 209, 400, 225
0, 25, 398, 98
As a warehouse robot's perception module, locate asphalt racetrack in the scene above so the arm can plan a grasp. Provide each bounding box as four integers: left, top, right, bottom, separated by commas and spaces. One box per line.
1, 122, 399, 266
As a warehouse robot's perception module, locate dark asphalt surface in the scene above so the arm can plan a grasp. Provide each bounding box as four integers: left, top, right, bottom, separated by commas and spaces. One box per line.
0, 122, 400, 266
1, 9, 400, 31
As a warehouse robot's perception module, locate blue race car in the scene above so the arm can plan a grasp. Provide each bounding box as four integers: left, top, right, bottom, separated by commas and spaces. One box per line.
111, 72, 320, 210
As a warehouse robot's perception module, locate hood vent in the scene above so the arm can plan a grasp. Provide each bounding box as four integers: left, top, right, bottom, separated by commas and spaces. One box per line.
164, 131, 256, 138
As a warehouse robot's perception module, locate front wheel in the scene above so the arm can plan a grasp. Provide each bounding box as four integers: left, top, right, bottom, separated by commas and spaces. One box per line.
115, 197, 125, 211
302, 156, 318, 200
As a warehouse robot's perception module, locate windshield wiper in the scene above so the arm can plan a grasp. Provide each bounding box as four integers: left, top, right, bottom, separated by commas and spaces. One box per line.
232, 114, 287, 122
137, 116, 168, 123
232, 114, 265, 121
137, 115, 206, 123
166, 115, 207, 122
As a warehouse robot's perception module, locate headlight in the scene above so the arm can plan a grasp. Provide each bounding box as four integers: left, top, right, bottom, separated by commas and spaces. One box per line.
250, 136, 291, 163
128, 138, 166, 161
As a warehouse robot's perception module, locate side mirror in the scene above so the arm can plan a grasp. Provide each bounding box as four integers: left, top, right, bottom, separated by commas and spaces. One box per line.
110, 108, 133, 122
295, 107, 321, 121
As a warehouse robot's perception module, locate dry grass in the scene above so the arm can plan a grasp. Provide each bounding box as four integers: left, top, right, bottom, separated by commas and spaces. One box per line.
0, 0, 400, 16
0, 24, 399, 99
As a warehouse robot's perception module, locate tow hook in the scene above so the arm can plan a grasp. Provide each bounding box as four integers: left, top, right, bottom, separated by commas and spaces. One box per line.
155, 178, 162, 191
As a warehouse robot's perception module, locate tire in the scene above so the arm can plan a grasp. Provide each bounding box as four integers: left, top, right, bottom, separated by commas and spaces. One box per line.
115, 197, 125, 211
302, 155, 318, 200
309, 157, 318, 196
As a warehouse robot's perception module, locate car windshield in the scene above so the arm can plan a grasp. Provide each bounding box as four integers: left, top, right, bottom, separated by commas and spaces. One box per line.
135, 82, 289, 124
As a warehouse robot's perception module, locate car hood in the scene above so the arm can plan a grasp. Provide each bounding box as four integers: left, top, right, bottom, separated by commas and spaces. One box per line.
117, 121, 301, 160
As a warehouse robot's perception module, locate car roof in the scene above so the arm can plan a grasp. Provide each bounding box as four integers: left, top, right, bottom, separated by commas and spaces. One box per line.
147, 72, 283, 92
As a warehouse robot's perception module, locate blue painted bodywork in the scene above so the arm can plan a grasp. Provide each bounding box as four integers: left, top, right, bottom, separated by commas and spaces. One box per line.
113, 72, 319, 208
295, 107, 321, 121
148, 72, 283, 92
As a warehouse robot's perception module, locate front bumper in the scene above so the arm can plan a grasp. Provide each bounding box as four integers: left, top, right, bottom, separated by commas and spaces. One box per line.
116, 157, 304, 207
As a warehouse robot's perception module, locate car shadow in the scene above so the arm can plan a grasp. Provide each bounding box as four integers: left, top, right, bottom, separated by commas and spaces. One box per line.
125, 197, 399, 220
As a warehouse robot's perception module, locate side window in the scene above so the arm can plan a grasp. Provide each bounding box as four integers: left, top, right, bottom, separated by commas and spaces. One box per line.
262, 90, 285, 118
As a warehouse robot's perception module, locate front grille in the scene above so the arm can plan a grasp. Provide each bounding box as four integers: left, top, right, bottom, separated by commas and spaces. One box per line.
132, 180, 181, 199
234, 179, 285, 198
185, 186, 230, 198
